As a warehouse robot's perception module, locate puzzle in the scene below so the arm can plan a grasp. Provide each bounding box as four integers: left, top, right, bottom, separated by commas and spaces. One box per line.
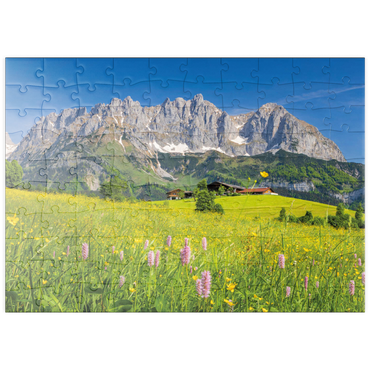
5, 58, 365, 312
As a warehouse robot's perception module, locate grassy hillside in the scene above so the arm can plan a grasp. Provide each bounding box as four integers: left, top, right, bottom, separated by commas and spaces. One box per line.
155, 195, 356, 219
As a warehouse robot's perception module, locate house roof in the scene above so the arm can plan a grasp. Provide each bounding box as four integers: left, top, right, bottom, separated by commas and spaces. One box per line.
166, 188, 182, 194
207, 181, 245, 190
238, 187, 274, 193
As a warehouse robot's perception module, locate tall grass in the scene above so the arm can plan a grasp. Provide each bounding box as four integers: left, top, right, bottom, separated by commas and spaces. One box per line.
5, 189, 365, 312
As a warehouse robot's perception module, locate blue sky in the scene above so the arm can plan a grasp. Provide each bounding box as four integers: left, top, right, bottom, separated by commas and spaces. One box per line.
6, 58, 364, 162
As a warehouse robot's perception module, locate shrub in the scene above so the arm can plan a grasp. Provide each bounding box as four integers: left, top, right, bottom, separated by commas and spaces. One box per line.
298, 211, 313, 224
278, 207, 287, 221
327, 215, 340, 228
328, 213, 350, 229
312, 216, 325, 226
288, 214, 298, 223
351, 217, 359, 229
213, 203, 224, 214
355, 204, 364, 228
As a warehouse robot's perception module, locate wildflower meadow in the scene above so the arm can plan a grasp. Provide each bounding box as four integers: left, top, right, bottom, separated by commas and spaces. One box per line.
5, 188, 365, 312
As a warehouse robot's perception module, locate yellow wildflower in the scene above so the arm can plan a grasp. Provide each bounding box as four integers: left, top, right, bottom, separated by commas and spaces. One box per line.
7, 214, 19, 226
42, 280, 47, 285
260, 171, 269, 178
262, 308, 268, 312
227, 283, 237, 293
226, 277, 232, 282
249, 307, 254, 311
211, 300, 215, 305
129, 288, 136, 293
192, 276, 198, 281
224, 299, 236, 306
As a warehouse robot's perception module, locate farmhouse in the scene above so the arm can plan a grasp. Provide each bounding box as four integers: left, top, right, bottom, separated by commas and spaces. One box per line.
207, 181, 245, 194
237, 187, 278, 195
166, 189, 193, 200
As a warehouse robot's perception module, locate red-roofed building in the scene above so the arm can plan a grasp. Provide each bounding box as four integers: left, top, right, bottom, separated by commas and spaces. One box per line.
237, 187, 278, 195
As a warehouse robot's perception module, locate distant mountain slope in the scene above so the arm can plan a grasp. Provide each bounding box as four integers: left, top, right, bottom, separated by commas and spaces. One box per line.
6, 133, 17, 158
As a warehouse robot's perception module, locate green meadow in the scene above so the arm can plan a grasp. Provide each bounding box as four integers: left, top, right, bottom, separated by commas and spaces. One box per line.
5, 189, 364, 312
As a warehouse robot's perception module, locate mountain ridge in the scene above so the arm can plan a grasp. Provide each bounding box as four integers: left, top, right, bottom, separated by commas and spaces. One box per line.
10, 94, 346, 164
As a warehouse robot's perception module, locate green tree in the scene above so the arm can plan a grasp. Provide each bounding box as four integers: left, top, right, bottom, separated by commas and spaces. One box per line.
196, 189, 215, 212
178, 190, 185, 199
218, 185, 226, 196
5, 160, 23, 188
355, 203, 364, 228
99, 175, 128, 200
197, 179, 208, 191
336, 203, 345, 217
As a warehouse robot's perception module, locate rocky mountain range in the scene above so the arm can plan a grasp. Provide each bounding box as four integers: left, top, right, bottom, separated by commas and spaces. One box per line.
10, 94, 345, 160
8, 94, 349, 193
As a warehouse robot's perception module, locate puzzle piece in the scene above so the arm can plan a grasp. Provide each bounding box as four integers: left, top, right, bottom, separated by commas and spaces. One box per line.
36, 58, 83, 88
6, 85, 51, 115
149, 58, 187, 87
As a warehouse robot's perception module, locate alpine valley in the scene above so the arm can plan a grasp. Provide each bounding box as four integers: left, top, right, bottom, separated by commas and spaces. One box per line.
9, 95, 364, 204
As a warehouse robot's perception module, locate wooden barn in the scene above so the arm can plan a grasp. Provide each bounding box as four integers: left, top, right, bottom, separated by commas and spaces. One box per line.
237, 187, 278, 195
207, 181, 245, 194
166, 189, 193, 200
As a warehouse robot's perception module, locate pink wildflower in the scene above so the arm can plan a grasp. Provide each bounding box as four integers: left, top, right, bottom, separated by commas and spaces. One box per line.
190, 266, 193, 274
119, 251, 123, 261
112, 246, 115, 254
144, 240, 149, 250
119, 276, 125, 288
286, 286, 291, 297
180, 245, 191, 266
82, 243, 89, 260
167, 236, 172, 247
349, 280, 355, 296
184, 238, 189, 247
354, 253, 357, 259
362, 272, 365, 286
196, 279, 203, 296
148, 250, 154, 267
155, 250, 160, 268
278, 254, 285, 269
202, 237, 207, 251
201, 271, 212, 298
358, 258, 362, 267
316, 281, 319, 288
195, 267, 198, 271
304, 276, 308, 291
66, 245, 70, 257
312, 259, 315, 266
